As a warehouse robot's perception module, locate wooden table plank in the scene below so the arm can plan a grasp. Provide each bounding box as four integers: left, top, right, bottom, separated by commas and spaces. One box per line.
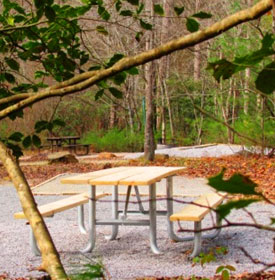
119, 167, 186, 185
88, 167, 151, 185
60, 167, 130, 184
88, 166, 185, 186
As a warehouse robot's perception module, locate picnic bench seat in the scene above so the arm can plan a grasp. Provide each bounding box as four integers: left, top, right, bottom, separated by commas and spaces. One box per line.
63, 143, 90, 155
170, 192, 227, 258
14, 192, 108, 256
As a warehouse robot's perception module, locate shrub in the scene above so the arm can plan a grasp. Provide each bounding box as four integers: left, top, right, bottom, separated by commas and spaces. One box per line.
82, 128, 144, 152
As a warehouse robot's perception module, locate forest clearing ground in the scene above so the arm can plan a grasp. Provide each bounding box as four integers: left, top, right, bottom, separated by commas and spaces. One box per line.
0, 145, 274, 279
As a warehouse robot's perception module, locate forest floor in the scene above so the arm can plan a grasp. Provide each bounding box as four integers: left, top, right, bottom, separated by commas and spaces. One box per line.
0, 144, 274, 280
0, 144, 274, 200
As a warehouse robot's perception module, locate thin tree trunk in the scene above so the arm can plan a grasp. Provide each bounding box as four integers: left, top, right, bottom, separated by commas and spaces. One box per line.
231, 84, 237, 144
244, 68, 250, 115
0, 142, 67, 279
164, 81, 175, 141
261, 96, 265, 154
144, 1, 155, 160
194, 0, 201, 81
244, 0, 252, 115
227, 79, 234, 143
158, 0, 174, 144
109, 102, 117, 129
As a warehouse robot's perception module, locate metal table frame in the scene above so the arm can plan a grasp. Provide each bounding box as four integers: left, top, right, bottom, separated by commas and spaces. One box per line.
80, 176, 221, 255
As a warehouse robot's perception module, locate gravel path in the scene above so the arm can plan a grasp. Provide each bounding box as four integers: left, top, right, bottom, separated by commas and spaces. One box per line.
0, 182, 274, 279
124, 144, 270, 159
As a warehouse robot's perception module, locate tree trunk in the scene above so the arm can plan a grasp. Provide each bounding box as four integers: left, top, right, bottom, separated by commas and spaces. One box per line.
109, 102, 117, 129
194, 0, 201, 81
0, 142, 67, 279
144, 1, 156, 161
244, 68, 250, 115
244, 0, 252, 115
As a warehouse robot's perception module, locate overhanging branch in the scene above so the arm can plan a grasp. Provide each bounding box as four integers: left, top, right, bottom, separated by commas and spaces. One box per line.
0, 0, 272, 121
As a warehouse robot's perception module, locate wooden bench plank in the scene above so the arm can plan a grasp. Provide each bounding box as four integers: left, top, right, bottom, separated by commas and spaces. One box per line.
170, 192, 226, 222
14, 193, 108, 219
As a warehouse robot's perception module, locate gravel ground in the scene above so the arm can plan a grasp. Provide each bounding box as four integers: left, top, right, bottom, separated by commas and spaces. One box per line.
124, 144, 270, 159
0, 183, 274, 279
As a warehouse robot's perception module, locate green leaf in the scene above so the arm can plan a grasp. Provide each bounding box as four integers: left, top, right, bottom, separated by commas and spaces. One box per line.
22, 135, 32, 148
216, 199, 258, 220
139, 19, 152, 30
126, 0, 139, 5
32, 134, 41, 148
186, 17, 199, 32
96, 25, 108, 35
95, 89, 104, 101
88, 65, 101, 71
261, 33, 274, 50
34, 0, 44, 9
174, 6, 184, 16
97, 80, 109, 89
35, 71, 49, 79
126, 67, 139, 75
98, 6, 110, 21
270, 218, 275, 225
208, 168, 258, 195
106, 53, 124, 68
7, 16, 14, 26
136, 3, 144, 14
221, 269, 230, 280
52, 119, 65, 127
8, 109, 23, 120
115, 0, 122, 11
192, 11, 212, 19
135, 31, 143, 42
120, 10, 133, 16
45, 6, 56, 21
109, 87, 123, 99
113, 71, 127, 85
255, 61, 275, 94
8, 132, 23, 142
154, 4, 164, 16
4, 73, 15, 83
225, 265, 236, 271
216, 266, 225, 274
7, 143, 23, 159
207, 59, 238, 82
35, 120, 49, 133
5, 58, 20, 71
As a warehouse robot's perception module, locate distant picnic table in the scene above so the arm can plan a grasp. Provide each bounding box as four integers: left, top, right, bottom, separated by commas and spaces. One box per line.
47, 136, 89, 155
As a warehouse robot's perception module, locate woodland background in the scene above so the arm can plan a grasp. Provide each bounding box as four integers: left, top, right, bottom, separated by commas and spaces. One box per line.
1, 0, 274, 154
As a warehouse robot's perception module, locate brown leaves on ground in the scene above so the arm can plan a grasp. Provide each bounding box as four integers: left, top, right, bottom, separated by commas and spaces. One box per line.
0, 153, 274, 199
135, 271, 275, 279
128, 154, 275, 200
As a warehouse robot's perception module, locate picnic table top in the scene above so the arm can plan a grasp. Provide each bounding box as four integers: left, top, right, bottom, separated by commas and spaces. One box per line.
60, 166, 185, 186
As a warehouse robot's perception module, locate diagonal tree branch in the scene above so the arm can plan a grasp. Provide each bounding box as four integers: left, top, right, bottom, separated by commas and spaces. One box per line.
0, 0, 272, 121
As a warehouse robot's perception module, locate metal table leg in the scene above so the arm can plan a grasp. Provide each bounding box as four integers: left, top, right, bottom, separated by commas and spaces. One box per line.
134, 186, 146, 214
166, 176, 194, 241
190, 221, 202, 258
106, 185, 119, 240
166, 176, 222, 242
149, 183, 161, 254
82, 185, 96, 253
78, 205, 88, 234
30, 228, 41, 256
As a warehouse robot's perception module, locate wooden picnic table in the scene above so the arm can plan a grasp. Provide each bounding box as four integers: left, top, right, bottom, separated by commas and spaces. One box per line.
61, 166, 186, 254
46, 136, 90, 154
47, 136, 80, 150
